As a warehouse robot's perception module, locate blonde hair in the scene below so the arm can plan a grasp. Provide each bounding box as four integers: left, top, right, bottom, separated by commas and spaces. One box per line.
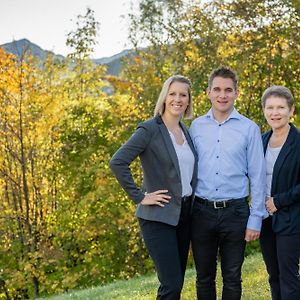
154, 75, 193, 119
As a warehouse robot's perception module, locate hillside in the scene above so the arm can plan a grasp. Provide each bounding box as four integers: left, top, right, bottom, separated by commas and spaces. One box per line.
0, 39, 131, 76
37, 253, 271, 300
92, 49, 132, 75
0, 39, 64, 61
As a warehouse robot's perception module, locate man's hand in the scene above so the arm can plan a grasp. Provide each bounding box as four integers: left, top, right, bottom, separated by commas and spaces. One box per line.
245, 229, 260, 242
141, 190, 171, 207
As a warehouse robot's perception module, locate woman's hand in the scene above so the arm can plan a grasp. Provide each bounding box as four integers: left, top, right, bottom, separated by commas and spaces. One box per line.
141, 190, 171, 207
266, 196, 278, 215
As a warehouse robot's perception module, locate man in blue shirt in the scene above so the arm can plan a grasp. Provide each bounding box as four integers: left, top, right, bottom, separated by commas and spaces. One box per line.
189, 67, 267, 300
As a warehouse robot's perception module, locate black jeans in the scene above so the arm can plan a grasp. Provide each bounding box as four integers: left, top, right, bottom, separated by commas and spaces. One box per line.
191, 197, 249, 300
138, 197, 192, 300
260, 216, 300, 300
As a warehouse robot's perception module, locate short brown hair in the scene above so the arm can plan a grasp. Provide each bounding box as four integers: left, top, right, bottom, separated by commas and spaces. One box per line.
208, 67, 238, 90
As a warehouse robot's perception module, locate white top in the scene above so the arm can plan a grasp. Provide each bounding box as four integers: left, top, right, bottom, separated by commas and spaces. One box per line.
169, 130, 194, 197
265, 144, 282, 196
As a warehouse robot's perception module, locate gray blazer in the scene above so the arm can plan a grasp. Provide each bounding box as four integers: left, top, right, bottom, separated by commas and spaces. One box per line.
109, 115, 198, 226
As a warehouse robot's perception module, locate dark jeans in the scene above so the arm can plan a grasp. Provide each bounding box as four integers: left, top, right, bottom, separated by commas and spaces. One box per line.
138, 197, 192, 300
191, 197, 249, 300
260, 216, 300, 300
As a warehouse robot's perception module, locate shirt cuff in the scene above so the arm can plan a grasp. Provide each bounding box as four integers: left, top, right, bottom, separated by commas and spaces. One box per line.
247, 215, 262, 232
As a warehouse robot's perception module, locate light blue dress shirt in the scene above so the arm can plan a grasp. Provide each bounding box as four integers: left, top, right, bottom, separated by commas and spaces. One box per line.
189, 108, 268, 231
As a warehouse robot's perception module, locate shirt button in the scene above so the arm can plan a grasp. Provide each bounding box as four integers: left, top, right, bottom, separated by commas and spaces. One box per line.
217, 139, 220, 142
217, 156, 219, 158
216, 188, 218, 191
219, 124, 221, 127
216, 172, 219, 175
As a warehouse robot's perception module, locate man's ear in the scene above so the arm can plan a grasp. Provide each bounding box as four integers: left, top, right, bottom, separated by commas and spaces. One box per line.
206, 87, 210, 96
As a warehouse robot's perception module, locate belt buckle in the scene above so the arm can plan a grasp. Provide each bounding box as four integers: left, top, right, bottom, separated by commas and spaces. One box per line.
213, 201, 226, 209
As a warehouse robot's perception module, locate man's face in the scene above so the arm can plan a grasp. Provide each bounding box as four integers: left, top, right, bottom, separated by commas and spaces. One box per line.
207, 76, 239, 117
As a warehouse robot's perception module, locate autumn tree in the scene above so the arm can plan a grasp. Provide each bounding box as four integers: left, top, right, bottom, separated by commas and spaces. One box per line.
210, 0, 300, 127
47, 6, 151, 291
0, 48, 66, 298
126, 0, 299, 126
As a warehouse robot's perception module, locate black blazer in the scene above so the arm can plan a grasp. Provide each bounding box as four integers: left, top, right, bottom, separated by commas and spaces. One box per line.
110, 115, 198, 226
262, 123, 300, 235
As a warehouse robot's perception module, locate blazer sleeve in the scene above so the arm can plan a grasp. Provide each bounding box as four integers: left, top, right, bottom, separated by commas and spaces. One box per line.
274, 182, 300, 208
273, 143, 300, 209
109, 124, 152, 204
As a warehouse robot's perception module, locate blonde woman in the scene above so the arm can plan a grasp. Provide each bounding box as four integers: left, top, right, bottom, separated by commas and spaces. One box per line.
110, 75, 197, 299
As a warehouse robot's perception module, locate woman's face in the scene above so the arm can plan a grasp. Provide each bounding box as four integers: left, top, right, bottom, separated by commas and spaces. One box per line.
164, 81, 190, 118
263, 96, 294, 130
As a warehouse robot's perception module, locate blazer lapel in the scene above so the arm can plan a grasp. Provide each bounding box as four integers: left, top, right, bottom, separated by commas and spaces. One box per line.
157, 117, 181, 178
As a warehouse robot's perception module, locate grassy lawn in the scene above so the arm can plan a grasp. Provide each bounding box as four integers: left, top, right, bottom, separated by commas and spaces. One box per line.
38, 253, 271, 300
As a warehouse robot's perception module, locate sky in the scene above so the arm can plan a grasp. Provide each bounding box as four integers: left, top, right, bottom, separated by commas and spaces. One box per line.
0, 0, 137, 59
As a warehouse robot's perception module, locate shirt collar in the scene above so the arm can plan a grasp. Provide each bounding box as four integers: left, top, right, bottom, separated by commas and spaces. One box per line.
205, 108, 241, 124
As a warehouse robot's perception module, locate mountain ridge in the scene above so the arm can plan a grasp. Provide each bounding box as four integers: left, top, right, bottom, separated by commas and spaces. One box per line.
0, 38, 129, 76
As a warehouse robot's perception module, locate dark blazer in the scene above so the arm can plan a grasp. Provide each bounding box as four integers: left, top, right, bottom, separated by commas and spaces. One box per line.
110, 114, 198, 226
262, 123, 300, 235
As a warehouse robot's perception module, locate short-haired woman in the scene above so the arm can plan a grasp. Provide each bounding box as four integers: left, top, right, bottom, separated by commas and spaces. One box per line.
260, 85, 300, 300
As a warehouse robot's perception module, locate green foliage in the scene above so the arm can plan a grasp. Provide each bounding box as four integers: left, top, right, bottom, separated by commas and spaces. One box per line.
127, 0, 299, 125
66, 7, 100, 60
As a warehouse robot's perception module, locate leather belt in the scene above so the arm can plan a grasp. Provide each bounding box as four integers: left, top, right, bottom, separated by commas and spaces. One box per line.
194, 196, 247, 209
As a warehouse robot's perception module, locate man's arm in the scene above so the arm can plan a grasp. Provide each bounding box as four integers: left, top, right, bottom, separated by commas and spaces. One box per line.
245, 124, 268, 240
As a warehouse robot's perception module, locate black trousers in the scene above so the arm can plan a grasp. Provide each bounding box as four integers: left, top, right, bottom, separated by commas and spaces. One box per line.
260, 216, 300, 300
138, 198, 192, 300
191, 197, 249, 300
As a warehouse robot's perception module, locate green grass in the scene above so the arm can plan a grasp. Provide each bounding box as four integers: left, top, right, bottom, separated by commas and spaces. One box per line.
38, 253, 271, 300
